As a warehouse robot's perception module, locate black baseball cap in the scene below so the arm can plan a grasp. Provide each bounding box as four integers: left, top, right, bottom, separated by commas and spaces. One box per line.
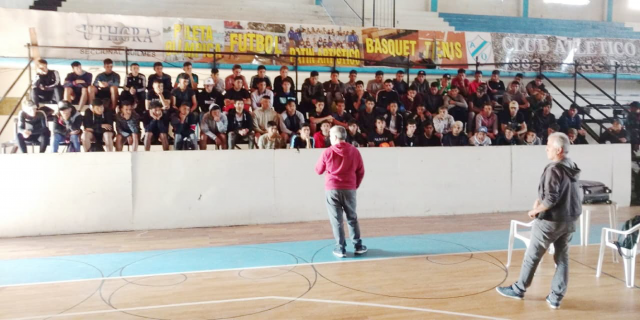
417, 70, 426, 76
310, 71, 319, 77
442, 73, 451, 79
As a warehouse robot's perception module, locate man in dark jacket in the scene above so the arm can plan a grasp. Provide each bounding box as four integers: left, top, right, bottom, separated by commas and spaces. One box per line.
227, 99, 255, 149
300, 71, 324, 116
171, 102, 199, 150
53, 101, 82, 152
497, 132, 581, 309
558, 104, 587, 144
82, 99, 114, 152
17, 101, 50, 153
31, 59, 62, 106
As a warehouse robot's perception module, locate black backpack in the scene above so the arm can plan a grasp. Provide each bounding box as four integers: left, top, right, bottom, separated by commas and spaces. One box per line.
614, 215, 640, 258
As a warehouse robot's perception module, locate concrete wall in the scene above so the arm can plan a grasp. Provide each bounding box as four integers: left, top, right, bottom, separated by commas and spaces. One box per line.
529, 0, 606, 21
437, 0, 520, 17
0, 0, 32, 9
0, 144, 631, 237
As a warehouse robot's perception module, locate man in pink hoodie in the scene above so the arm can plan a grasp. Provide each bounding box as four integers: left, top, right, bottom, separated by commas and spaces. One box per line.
315, 126, 367, 258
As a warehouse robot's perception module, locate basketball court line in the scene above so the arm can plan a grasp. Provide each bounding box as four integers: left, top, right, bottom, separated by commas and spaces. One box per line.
6, 296, 508, 320
0, 242, 612, 289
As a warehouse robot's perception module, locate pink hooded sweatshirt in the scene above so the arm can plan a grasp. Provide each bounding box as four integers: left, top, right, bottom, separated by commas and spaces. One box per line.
315, 142, 365, 190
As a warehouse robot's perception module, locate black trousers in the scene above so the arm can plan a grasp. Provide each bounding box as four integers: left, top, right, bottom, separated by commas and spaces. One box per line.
17, 129, 50, 153
31, 87, 62, 105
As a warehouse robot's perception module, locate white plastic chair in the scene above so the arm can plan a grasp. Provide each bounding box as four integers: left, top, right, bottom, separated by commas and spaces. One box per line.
596, 223, 640, 288
507, 220, 555, 268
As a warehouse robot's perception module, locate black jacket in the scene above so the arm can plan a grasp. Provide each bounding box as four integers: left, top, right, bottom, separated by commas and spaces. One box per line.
385, 112, 404, 136
171, 113, 198, 136
54, 109, 83, 135
33, 70, 61, 89
83, 109, 114, 133
538, 158, 582, 222
442, 133, 468, 146
18, 110, 49, 135
227, 109, 253, 132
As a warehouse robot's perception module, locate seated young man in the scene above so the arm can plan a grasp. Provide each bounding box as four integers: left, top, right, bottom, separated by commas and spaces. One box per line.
274, 79, 297, 114
368, 116, 395, 147
257, 121, 285, 149
227, 99, 255, 149
31, 59, 63, 106
146, 79, 171, 111
323, 69, 346, 109
395, 119, 419, 147
223, 76, 252, 112
280, 100, 305, 142
250, 65, 272, 91
346, 119, 367, 147
499, 101, 528, 138
147, 62, 172, 98
250, 79, 274, 110
475, 103, 498, 140
197, 78, 224, 116
468, 84, 491, 133
408, 104, 431, 133
568, 128, 587, 145
424, 82, 444, 116
442, 121, 468, 147
123, 63, 147, 115
172, 74, 197, 113
469, 126, 492, 146
432, 106, 455, 140
468, 70, 485, 96
542, 123, 561, 144
345, 80, 372, 116
443, 86, 468, 126
400, 85, 423, 115
115, 101, 140, 152
495, 127, 519, 146
357, 97, 382, 138
273, 66, 295, 95
199, 104, 228, 150
385, 101, 404, 139
331, 100, 353, 129
309, 98, 333, 134
522, 130, 542, 145
53, 101, 83, 153
300, 71, 325, 115
253, 95, 279, 143
63, 61, 92, 110
143, 100, 170, 151
90, 59, 121, 110
17, 100, 50, 153
599, 118, 628, 144
419, 122, 441, 147
209, 68, 225, 94
225, 64, 249, 91
376, 79, 400, 111
366, 71, 384, 96
174, 61, 199, 90
487, 70, 506, 103
171, 102, 199, 150
558, 104, 587, 144
313, 120, 332, 148
82, 99, 114, 152
291, 123, 314, 149
392, 70, 408, 96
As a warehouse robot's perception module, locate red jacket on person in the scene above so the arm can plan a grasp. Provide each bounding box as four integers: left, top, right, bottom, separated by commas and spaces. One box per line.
315, 142, 365, 190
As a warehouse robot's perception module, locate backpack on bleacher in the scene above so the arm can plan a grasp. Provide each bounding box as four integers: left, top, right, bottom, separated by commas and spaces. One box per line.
614, 215, 640, 258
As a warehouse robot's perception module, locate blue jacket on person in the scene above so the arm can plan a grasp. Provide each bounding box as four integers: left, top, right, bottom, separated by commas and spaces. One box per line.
558, 111, 581, 133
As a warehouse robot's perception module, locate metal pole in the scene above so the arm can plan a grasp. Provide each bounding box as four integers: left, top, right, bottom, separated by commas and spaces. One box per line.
539, 60, 544, 75
406, 55, 410, 84
213, 48, 218, 69
27, 43, 32, 93
125, 48, 129, 74
614, 62, 619, 105
295, 54, 299, 95
393, 0, 396, 28
475, 56, 479, 72
333, 55, 337, 71
573, 60, 578, 105
373, 0, 376, 27
362, 0, 365, 27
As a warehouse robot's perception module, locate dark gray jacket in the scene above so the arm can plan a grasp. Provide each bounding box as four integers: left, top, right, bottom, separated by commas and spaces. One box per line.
538, 158, 582, 222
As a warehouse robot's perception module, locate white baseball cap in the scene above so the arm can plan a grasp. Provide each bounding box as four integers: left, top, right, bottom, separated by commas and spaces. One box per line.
204, 78, 214, 85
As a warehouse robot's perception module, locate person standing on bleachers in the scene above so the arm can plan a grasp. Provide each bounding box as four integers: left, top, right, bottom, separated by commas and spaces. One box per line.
497, 133, 581, 310
225, 64, 249, 91
90, 59, 120, 111
31, 59, 62, 107
250, 65, 272, 92
174, 62, 198, 91
123, 63, 147, 116
63, 61, 92, 111
16, 101, 50, 153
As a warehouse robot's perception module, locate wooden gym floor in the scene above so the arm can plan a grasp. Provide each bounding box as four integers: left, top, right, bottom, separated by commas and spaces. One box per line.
0, 208, 638, 319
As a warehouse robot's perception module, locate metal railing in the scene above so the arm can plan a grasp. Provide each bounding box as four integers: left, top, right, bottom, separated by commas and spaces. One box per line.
0, 59, 33, 137
372, 0, 396, 28
320, 0, 365, 27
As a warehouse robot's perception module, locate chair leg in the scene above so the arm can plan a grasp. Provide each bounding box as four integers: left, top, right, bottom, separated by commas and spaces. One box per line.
622, 251, 635, 288
507, 221, 515, 268
596, 229, 607, 278
610, 204, 619, 263
584, 210, 591, 246
579, 212, 585, 246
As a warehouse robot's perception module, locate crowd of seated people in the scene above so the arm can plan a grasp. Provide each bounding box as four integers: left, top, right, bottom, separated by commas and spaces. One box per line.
19, 58, 633, 153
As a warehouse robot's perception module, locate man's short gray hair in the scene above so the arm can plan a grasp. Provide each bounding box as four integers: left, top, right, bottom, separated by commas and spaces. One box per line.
330, 125, 346, 141
548, 132, 570, 154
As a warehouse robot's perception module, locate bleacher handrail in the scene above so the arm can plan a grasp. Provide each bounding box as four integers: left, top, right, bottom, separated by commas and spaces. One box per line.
0, 58, 33, 137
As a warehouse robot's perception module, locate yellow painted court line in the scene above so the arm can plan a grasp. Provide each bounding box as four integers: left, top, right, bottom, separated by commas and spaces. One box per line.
7, 296, 508, 320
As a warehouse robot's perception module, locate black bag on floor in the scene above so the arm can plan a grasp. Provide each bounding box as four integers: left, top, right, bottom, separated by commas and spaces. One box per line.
579, 180, 612, 204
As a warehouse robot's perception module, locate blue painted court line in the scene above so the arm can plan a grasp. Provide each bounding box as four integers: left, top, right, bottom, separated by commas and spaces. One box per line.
0, 224, 609, 287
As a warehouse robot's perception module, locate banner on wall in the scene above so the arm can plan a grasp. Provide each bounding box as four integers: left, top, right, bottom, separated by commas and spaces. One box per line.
492, 33, 640, 73
2, 8, 640, 74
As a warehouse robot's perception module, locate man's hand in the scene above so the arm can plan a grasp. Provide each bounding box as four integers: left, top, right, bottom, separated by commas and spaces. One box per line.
213, 115, 221, 122
620, 137, 628, 143
528, 210, 539, 219
70, 130, 81, 135
578, 129, 587, 136
23, 130, 32, 138
101, 124, 112, 131
99, 81, 108, 88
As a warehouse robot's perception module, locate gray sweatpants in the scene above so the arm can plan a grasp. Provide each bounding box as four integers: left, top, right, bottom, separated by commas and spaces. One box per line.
512, 219, 576, 303
325, 189, 362, 249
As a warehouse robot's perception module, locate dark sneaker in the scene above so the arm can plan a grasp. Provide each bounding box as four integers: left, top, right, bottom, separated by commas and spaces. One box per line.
333, 247, 346, 258
354, 245, 368, 255
496, 286, 524, 300
546, 296, 560, 309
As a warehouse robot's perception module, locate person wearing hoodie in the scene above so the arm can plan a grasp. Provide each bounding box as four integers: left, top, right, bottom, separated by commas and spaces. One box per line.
497, 132, 581, 310
470, 126, 492, 146
17, 100, 50, 153
495, 127, 519, 146
53, 101, 83, 152
300, 71, 325, 116
442, 121, 468, 147
522, 130, 542, 146
315, 125, 367, 258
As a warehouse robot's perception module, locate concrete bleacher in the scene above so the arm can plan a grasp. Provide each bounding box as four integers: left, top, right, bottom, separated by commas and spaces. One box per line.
59, 0, 333, 25
440, 13, 640, 39
393, 10, 454, 31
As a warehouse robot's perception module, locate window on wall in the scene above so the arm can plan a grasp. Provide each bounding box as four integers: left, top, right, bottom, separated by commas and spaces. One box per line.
543, 0, 590, 4
630, 0, 640, 10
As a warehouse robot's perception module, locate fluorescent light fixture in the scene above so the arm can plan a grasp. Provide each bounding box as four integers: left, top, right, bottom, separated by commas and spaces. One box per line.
544, 0, 590, 5
630, 0, 640, 10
